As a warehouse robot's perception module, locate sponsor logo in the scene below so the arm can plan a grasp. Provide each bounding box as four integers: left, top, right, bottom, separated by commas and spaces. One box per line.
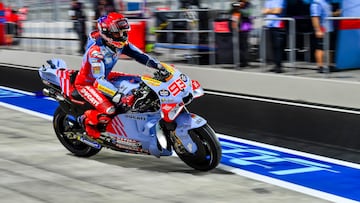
80, 87, 103, 107
158, 89, 170, 97
104, 57, 113, 64
91, 51, 104, 59
162, 104, 173, 111
191, 80, 201, 90
180, 74, 188, 82
160, 98, 174, 103
92, 66, 101, 75
125, 114, 146, 121
97, 84, 116, 96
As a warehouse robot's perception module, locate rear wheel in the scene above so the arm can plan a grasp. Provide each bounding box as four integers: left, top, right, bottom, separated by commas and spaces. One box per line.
53, 107, 101, 157
176, 124, 222, 171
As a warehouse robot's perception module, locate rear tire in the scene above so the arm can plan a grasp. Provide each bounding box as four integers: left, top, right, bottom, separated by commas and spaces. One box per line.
176, 124, 222, 171
53, 107, 101, 157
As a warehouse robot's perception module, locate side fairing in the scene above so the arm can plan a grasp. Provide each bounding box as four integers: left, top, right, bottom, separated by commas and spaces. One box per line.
106, 112, 170, 157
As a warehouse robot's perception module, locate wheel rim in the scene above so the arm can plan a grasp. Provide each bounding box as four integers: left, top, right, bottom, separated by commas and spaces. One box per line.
56, 113, 90, 151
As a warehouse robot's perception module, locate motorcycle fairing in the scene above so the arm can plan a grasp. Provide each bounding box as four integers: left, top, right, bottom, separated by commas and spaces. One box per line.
111, 76, 141, 95
140, 65, 207, 154
39, 58, 67, 87
106, 112, 172, 157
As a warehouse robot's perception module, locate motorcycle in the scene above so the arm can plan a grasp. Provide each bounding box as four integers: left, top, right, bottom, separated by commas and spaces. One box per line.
38, 58, 222, 171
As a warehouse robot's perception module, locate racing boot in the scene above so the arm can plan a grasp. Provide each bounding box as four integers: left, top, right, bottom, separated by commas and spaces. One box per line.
82, 110, 102, 139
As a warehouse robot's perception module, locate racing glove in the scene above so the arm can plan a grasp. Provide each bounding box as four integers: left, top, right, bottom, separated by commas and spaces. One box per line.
156, 64, 171, 81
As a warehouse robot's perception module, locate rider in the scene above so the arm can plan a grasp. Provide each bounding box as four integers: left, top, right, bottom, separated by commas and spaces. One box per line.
74, 12, 168, 139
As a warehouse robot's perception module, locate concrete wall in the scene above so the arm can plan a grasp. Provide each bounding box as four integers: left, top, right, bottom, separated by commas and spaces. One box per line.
2, 49, 360, 109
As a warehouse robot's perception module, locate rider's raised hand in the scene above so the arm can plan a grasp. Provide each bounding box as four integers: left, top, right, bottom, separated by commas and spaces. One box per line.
156, 64, 171, 81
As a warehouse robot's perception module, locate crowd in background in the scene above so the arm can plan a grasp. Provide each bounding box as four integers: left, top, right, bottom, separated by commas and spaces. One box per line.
0, 0, 350, 73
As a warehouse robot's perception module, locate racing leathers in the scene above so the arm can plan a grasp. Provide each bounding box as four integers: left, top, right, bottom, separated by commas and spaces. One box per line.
74, 30, 160, 139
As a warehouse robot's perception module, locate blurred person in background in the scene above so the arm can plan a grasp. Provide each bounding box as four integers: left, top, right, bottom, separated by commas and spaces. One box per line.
310, 0, 340, 73
70, 0, 87, 54
179, 0, 200, 9
93, 0, 115, 29
230, 0, 253, 68
262, 0, 287, 73
74, 12, 169, 139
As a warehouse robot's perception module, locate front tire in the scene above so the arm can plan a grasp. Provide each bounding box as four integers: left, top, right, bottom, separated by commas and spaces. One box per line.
176, 124, 222, 171
53, 107, 101, 157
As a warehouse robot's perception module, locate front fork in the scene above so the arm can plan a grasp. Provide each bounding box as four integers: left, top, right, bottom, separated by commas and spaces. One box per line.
159, 111, 207, 155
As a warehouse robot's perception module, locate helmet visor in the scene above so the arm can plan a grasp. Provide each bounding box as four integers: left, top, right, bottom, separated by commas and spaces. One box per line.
108, 19, 130, 32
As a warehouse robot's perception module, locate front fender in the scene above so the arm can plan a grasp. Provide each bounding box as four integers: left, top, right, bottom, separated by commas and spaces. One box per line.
173, 112, 207, 154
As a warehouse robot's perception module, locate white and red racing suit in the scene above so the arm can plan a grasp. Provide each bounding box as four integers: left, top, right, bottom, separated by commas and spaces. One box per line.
74, 31, 160, 139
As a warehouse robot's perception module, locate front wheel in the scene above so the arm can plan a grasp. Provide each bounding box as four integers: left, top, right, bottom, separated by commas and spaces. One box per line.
176, 124, 222, 171
53, 107, 101, 157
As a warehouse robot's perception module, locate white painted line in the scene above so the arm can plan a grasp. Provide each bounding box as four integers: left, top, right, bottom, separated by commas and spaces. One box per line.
0, 86, 36, 96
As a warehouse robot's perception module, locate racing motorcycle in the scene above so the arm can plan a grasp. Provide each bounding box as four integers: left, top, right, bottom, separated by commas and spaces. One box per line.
38, 59, 222, 171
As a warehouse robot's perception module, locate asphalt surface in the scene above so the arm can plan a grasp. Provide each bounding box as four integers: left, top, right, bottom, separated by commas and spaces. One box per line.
1, 65, 360, 164
0, 64, 359, 203
0, 102, 333, 203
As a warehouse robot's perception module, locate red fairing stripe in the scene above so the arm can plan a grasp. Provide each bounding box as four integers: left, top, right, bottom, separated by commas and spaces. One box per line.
56, 69, 74, 97
110, 116, 128, 137
338, 19, 360, 30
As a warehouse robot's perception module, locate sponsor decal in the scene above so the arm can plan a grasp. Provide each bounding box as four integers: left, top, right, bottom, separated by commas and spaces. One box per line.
91, 51, 104, 59
191, 80, 201, 90
180, 74, 188, 82
80, 87, 103, 107
160, 98, 174, 103
104, 56, 113, 64
158, 89, 170, 97
92, 66, 101, 75
187, 143, 193, 152
162, 104, 174, 111
125, 114, 146, 121
97, 84, 116, 96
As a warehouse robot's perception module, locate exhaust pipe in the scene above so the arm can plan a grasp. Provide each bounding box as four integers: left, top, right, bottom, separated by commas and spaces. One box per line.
42, 88, 50, 96
42, 88, 65, 101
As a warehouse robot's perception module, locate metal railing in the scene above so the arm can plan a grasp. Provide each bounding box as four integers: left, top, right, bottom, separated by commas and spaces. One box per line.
6, 15, 358, 74
153, 9, 216, 65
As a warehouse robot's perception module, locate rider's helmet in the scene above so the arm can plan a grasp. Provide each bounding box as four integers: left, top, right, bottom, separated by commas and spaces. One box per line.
97, 12, 131, 48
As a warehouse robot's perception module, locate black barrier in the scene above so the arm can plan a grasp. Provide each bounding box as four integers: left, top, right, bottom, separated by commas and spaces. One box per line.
213, 14, 233, 65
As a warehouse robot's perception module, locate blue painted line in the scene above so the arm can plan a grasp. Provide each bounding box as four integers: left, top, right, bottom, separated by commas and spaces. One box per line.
1, 86, 360, 202
219, 137, 360, 202
0, 87, 58, 116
